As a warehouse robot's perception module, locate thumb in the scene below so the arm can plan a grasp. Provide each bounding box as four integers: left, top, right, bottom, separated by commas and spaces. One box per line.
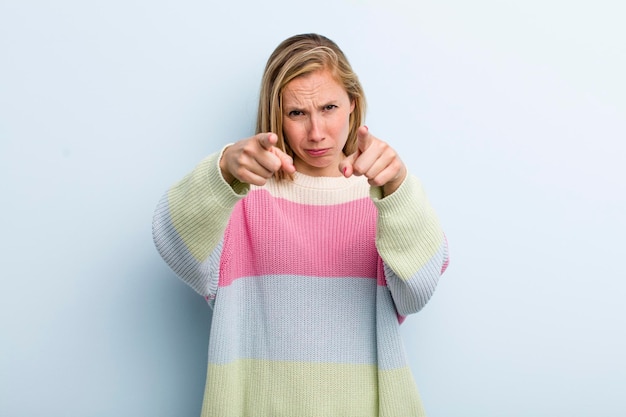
339, 150, 359, 177
271, 146, 296, 175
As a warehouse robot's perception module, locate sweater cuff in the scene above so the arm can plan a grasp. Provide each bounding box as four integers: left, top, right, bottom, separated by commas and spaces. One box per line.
371, 175, 425, 218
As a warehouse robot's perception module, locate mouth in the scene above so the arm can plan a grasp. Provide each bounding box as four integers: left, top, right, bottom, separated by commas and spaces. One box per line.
305, 148, 330, 157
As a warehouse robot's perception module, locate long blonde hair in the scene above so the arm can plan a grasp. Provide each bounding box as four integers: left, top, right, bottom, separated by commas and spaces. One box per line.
256, 33, 366, 179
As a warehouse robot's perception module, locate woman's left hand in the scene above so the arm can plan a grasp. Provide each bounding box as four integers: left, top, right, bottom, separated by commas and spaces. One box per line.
339, 126, 407, 196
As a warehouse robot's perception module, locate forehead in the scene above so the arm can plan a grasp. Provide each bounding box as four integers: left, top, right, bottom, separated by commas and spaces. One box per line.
282, 70, 348, 104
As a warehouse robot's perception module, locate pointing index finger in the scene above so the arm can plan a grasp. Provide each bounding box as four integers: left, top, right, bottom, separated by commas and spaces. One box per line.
357, 126, 372, 152
258, 132, 278, 150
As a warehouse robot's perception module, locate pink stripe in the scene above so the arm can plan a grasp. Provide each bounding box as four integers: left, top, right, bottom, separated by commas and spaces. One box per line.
441, 258, 450, 274
441, 234, 450, 274
377, 257, 387, 287
220, 190, 383, 287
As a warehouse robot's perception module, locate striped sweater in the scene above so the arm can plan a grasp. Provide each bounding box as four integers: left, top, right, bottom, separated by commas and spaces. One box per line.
152, 150, 449, 417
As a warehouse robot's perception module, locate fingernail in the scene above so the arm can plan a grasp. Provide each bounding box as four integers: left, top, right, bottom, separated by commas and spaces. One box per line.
342, 167, 347, 176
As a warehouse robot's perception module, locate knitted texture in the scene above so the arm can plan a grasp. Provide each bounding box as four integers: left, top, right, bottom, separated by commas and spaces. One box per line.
152, 151, 449, 417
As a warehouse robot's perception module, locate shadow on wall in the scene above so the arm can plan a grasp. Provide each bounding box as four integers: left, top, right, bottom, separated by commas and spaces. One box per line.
133, 260, 214, 415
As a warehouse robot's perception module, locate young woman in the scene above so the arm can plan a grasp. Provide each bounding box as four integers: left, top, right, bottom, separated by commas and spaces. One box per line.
152, 33, 449, 417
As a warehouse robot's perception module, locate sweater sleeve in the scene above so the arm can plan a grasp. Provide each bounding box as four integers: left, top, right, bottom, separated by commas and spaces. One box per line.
372, 175, 449, 316
151, 149, 249, 297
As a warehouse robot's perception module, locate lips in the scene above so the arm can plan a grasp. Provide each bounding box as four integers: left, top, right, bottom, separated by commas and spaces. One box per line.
306, 148, 330, 157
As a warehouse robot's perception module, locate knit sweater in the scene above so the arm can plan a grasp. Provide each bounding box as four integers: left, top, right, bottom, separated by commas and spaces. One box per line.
152, 150, 449, 417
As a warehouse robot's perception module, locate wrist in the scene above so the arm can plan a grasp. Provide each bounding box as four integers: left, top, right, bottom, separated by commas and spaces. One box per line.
219, 146, 236, 185
382, 170, 407, 197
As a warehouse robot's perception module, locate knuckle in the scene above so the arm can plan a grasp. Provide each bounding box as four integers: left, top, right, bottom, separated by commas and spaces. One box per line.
234, 166, 247, 179
353, 160, 366, 175
368, 177, 383, 187
269, 160, 281, 173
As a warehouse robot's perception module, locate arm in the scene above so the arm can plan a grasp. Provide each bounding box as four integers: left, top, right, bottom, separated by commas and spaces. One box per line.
152, 149, 249, 296
372, 175, 449, 316
340, 126, 449, 315
152, 133, 294, 297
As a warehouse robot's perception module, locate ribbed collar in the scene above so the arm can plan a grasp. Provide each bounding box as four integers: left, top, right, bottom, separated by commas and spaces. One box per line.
290, 172, 364, 191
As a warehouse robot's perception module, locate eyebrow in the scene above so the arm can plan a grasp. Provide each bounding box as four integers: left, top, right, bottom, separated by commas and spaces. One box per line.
283, 100, 340, 112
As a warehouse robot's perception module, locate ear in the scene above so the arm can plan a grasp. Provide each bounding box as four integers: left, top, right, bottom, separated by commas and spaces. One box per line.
350, 99, 355, 113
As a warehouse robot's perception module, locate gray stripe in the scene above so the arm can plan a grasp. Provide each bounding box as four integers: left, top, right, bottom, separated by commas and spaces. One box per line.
152, 194, 220, 298
375, 286, 410, 370
384, 240, 448, 315
208, 275, 409, 367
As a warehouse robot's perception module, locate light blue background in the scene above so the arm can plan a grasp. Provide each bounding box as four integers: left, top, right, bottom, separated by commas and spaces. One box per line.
1, 1, 624, 416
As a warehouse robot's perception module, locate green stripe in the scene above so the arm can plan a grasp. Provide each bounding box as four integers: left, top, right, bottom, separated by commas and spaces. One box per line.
168, 152, 245, 262
201, 359, 425, 416
375, 175, 444, 280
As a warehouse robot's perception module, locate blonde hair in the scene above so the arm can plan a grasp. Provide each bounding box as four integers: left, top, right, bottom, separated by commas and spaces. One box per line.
256, 33, 366, 179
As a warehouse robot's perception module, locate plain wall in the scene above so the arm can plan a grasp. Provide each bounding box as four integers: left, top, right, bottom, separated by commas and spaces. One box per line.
1, 0, 624, 416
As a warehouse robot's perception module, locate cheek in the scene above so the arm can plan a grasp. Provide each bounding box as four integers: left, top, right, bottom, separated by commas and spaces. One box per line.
282, 121, 295, 139
335, 113, 351, 135
282, 121, 302, 145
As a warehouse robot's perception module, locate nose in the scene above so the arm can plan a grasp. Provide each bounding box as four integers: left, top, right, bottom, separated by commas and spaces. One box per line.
308, 114, 324, 142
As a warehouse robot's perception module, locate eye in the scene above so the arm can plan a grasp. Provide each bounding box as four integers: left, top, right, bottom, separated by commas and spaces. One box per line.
324, 104, 338, 111
288, 110, 304, 117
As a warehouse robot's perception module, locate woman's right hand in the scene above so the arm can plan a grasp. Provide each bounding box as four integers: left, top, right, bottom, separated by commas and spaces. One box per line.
219, 133, 295, 186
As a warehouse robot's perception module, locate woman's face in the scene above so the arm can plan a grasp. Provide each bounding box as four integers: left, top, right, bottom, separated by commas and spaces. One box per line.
281, 69, 355, 177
